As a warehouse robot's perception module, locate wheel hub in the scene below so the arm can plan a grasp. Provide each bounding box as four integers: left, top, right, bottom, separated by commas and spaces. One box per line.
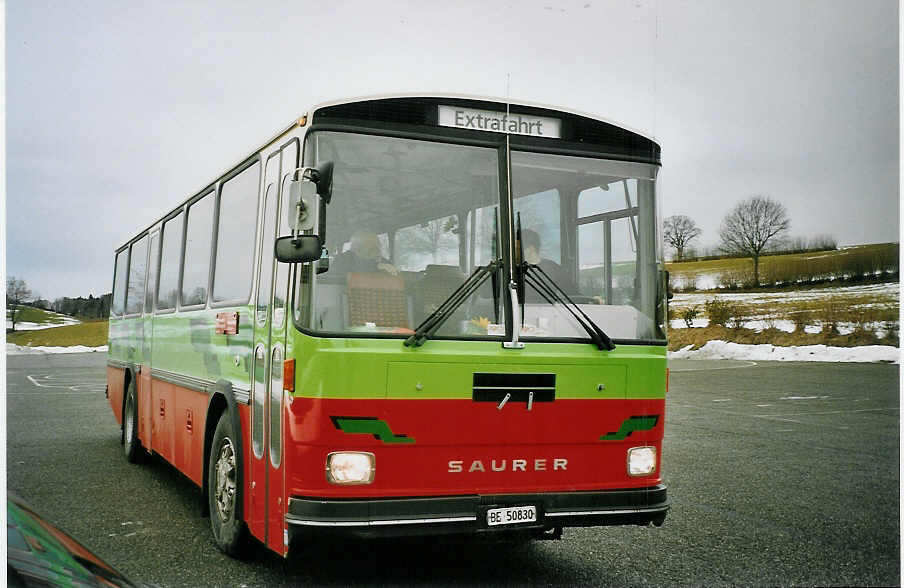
214, 437, 237, 520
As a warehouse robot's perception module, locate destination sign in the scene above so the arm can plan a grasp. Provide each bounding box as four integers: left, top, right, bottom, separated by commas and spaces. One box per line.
438, 105, 561, 139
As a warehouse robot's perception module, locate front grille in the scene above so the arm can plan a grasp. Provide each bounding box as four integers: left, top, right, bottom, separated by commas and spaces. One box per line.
472, 373, 556, 404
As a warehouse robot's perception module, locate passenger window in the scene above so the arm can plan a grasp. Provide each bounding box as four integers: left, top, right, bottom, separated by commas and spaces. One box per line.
111, 249, 129, 316
182, 192, 215, 306
157, 212, 184, 310
145, 233, 160, 312
125, 235, 148, 315
212, 162, 261, 303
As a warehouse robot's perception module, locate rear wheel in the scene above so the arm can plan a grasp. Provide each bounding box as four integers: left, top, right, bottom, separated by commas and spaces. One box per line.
208, 412, 248, 557
123, 379, 144, 463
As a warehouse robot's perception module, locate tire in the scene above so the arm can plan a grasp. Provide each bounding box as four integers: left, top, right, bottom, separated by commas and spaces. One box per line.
123, 379, 144, 463
208, 411, 248, 557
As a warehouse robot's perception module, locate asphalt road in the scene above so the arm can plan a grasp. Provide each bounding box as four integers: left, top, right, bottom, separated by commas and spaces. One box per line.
6, 353, 900, 586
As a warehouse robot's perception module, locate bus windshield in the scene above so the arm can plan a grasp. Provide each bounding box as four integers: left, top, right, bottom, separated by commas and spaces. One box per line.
512, 151, 661, 342
300, 131, 662, 342
303, 131, 505, 338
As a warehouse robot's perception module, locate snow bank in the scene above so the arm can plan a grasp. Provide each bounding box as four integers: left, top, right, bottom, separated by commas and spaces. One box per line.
6, 344, 108, 355
669, 341, 900, 363
6, 313, 81, 331
671, 282, 899, 307
6, 318, 81, 331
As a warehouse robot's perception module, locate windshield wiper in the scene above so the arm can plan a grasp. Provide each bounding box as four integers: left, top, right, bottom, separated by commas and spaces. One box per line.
523, 263, 616, 351
404, 259, 503, 347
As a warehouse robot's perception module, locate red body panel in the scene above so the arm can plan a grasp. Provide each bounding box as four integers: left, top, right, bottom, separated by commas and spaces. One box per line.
284, 397, 665, 498
150, 379, 175, 464
245, 403, 266, 544
138, 367, 153, 448
171, 385, 208, 486
106, 367, 125, 425
108, 365, 663, 558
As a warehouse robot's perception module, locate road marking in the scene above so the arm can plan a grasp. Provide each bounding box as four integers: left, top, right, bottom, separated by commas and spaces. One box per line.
26, 374, 105, 393
8, 392, 97, 396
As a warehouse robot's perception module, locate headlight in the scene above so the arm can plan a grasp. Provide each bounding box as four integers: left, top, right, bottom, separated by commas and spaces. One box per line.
326, 452, 375, 485
627, 446, 657, 477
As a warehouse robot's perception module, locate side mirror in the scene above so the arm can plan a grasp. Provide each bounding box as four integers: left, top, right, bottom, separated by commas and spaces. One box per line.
275, 235, 322, 264
286, 161, 335, 233
286, 179, 318, 232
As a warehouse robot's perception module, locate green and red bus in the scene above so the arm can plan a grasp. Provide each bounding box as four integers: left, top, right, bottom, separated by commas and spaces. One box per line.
106, 94, 669, 558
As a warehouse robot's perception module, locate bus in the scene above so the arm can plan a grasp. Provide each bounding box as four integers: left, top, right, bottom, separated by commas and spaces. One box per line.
106, 94, 669, 558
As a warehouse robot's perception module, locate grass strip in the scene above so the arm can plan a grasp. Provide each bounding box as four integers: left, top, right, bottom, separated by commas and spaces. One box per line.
668, 325, 898, 351
7, 321, 108, 347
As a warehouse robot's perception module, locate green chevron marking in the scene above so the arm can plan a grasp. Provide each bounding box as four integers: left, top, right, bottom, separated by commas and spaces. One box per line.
331, 417, 416, 444
599, 415, 659, 441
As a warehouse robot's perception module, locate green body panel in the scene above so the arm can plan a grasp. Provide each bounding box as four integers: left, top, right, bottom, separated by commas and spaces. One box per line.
108, 317, 145, 365
109, 309, 665, 402
109, 305, 255, 392
599, 415, 660, 440
290, 333, 666, 400
388, 361, 627, 399
332, 417, 417, 444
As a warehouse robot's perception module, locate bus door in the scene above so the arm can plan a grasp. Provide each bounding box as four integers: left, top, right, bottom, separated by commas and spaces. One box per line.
249, 140, 298, 554
140, 231, 160, 450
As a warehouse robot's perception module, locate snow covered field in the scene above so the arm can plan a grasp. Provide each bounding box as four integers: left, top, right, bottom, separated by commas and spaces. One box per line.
6, 314, 81, 331
7, 343, 107, 354
669, 282, 899, 334
670, 341, 899, 363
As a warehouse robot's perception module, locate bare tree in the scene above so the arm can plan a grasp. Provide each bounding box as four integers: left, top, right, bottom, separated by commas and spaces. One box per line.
396, 215, 459, 267
6, 276, 33, 331
718, 195, 790, 286
663, 215, 702, 261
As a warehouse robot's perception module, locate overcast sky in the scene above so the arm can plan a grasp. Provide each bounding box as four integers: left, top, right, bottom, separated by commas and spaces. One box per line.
6, 0, 899, 301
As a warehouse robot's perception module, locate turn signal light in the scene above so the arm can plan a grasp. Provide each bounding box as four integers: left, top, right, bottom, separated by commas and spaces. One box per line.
283, 359, 295, 393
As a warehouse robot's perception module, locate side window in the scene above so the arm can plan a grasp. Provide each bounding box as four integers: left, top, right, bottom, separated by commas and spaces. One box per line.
212, 161, 261, 303
111, 249, 129, 316
157, 212, 184, 310
182, 192, 215, 306
578, 179, 637, 217
145, 232, 160, 312
125, 235, 148, 315
273, 142, 298, 326
256, 184, 277, 325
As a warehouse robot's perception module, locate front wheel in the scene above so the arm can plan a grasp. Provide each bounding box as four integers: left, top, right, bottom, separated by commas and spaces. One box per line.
207, 412, 248, 557
123, 379, 144, 463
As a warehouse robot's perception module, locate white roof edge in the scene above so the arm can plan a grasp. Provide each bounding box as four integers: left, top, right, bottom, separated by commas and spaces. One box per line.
305, 92, 660, 146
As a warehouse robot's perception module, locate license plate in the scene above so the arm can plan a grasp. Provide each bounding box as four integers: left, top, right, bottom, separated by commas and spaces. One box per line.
486, 505, 537, 526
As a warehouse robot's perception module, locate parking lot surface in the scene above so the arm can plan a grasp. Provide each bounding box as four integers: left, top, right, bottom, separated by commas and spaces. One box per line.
6, 353, 900, 586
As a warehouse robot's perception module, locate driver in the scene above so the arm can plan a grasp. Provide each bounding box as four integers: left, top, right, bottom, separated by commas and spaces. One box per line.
330, 230, 399, 276
521, 229, 580, 298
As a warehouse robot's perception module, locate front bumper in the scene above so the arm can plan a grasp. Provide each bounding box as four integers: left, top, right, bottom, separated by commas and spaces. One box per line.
287, 485, 668, 540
